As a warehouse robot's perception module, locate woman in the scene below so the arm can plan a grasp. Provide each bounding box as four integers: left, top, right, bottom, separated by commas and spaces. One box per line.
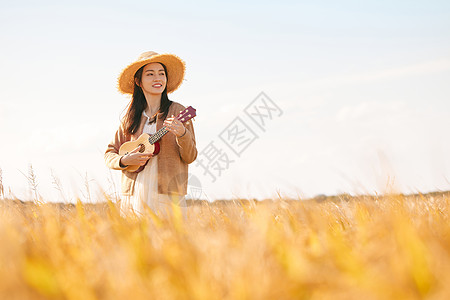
104, 51, 197, 219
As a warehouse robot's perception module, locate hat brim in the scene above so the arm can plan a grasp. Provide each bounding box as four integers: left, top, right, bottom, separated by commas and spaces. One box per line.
118, 53, 185, 94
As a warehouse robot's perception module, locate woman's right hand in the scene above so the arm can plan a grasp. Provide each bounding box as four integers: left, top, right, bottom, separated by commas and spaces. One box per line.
120, 146, 153, 166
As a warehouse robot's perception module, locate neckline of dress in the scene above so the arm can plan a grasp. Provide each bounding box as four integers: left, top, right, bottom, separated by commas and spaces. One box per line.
143, 109, 159, 119
143, 110, 158, 125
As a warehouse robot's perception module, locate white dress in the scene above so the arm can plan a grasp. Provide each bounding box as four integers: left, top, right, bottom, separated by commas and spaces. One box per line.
120, 111, 188, 220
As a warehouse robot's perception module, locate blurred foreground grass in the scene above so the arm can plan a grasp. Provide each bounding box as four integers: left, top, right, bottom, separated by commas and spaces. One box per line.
1, 192, 450, 300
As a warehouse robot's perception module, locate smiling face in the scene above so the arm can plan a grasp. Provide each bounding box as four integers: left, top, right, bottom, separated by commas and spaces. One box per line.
138, 62, 167, 95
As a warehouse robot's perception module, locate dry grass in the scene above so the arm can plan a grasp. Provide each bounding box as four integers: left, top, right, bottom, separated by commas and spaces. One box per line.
0, 192, 449, 299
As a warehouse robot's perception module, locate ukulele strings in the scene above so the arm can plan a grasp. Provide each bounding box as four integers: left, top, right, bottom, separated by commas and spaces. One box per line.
148, 112, 187, 144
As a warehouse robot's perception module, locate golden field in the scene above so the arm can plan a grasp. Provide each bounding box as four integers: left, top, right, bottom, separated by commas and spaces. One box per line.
0, 192, 450, 300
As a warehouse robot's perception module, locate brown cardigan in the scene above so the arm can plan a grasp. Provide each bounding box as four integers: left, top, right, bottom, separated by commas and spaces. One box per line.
104, 101, 197, 196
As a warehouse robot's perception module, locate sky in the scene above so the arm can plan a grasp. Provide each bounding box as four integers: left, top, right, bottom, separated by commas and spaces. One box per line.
0, 0, 449, 202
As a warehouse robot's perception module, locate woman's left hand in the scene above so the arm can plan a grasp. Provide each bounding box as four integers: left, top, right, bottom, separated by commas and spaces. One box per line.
164, 115, 186, 137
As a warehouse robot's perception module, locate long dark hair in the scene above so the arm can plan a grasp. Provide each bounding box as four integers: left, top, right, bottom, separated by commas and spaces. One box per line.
122, 62, 172, 136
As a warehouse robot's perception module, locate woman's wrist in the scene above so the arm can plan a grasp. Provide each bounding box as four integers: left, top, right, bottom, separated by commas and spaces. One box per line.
119, 155, 128, 168
178, 127, 187, 138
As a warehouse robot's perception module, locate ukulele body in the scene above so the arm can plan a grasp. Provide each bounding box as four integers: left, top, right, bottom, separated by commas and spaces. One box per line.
118, 133, 160, 173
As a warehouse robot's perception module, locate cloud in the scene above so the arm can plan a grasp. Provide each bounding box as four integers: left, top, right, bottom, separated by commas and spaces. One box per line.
303, 58, 450, 90
0, 103, 9, 126
25, 122, 107, 155
336, 100, 407, 122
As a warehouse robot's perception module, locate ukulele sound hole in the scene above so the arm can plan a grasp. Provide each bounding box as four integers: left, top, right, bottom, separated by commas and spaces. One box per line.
138, 144, 145, 153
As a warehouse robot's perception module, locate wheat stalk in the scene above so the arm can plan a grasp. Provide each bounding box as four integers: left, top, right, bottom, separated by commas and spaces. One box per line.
19, 164, 41, 202
51, 169, 68, 203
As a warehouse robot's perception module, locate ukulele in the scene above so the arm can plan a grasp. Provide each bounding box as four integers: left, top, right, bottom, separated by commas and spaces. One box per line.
119, 106, 196, 173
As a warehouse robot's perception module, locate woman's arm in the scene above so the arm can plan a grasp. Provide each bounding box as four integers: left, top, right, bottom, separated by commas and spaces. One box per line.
104, 125, 131, 170
164, 103, 198, 164
176, 119, 197, 164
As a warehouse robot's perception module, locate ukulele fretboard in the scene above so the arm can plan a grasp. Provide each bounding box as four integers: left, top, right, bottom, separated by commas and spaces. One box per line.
148, 127, 169, 144
146, 106, 196, 145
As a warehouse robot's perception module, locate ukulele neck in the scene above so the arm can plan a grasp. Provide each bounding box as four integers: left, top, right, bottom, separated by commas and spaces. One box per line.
146, 106, 196, 144
148, 126, 169, 145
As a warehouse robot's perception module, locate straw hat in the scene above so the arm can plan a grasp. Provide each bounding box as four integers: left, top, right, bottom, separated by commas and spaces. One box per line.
118, 51, 185, 94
